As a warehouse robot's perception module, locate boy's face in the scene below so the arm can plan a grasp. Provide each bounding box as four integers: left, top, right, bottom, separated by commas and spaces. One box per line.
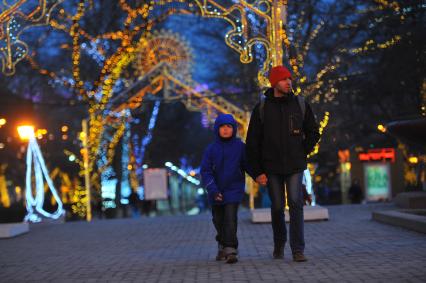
219, 124, 233, 138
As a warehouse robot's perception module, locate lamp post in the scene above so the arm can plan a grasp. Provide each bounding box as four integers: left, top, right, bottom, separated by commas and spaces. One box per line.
17, 125, 64, 222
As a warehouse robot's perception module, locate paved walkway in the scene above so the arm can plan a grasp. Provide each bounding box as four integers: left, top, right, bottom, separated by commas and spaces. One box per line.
0, 204, 425, 282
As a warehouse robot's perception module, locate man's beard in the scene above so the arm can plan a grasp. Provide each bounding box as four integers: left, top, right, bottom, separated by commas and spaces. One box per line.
276, 87, 291, 96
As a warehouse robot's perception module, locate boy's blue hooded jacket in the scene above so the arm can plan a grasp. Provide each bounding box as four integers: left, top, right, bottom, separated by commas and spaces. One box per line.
200, 114, 251, 205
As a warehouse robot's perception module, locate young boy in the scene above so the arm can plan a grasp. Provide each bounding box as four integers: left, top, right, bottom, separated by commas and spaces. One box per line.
200, 113, 251, 264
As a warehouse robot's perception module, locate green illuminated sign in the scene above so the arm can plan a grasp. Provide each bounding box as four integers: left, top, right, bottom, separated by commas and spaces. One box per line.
364, 164, 391, 201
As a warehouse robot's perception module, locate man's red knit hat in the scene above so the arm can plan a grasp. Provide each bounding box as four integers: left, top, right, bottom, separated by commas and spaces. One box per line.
268, 66, 292, 87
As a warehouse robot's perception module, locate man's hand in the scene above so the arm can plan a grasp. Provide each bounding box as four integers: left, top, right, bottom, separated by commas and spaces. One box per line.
214, 192, 223, 202
256, 174, 268, 186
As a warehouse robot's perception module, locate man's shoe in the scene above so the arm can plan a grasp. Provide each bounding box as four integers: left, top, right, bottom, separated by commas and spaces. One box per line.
273, 245, 284, 259
225, 253, 238, 264
292, 252, 307, 262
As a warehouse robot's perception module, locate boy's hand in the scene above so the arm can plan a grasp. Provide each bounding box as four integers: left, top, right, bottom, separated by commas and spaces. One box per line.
256, 174, 268, 186
214, 193, 223, 202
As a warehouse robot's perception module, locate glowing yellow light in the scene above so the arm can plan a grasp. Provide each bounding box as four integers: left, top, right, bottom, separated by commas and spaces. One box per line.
377, 124, 386, 133
36, 129, 48, 138
408, 157, 418, 164
79, 132, 86, 141
127, 164, 133, 170
345, 163, 352, 171
189, 170, 196, 176
0, 118, 6, 126
61, 125, 69, 132
17, 126, 35, 140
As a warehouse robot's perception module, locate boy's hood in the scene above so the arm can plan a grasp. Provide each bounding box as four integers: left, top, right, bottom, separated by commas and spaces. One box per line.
214, 114, 237, 139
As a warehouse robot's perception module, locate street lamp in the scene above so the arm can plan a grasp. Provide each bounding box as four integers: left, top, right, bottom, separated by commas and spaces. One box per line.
17, 125, 35, 140
377, 124, 387, 133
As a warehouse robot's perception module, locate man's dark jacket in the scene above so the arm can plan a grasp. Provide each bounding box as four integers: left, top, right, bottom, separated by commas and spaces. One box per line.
246, 88, 320, 178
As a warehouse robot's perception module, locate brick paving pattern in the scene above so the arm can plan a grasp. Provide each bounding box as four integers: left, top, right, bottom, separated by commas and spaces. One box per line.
0, 204, 425, 282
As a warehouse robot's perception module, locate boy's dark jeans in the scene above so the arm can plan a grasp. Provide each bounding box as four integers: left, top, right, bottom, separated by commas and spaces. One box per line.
267, 172, 305, 253
212, 203, 239, 255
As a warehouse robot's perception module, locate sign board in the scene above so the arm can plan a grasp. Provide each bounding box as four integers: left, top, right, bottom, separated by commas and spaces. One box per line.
359, 148, 395, 162
364, 163, 391, 201
143, 168, 168, 200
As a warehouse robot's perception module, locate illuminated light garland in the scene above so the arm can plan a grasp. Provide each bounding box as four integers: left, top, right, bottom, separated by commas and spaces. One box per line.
45, 170, 87, 220
165, 161, 200, 186
201, 111, 209, 128
98, 121, 126, 181
83, 49, 137, 190
128, 143, 140, 191
93, 110, 135, 207
70, 0, 87, 97
133, 100, 161, 178
0, 164, 10, 208
48, 167, 72, 205
374, 0, 400, 12
0, 0, 63, 75
71, 180, 87, 219
24, 136, 64, 223
120, 119, 131, 204
308, 111, 330, 158
81, 40, 106, 65
341, 35, 402, 54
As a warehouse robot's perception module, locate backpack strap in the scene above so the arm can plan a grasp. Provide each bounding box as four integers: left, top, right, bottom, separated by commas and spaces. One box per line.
297, 95, 306, 118
259, 97, 266, 124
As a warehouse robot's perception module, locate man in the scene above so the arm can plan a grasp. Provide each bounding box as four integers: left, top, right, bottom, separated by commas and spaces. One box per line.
246, 66, 320, 262
348, 179, 363, 204
128, 189, 140, 218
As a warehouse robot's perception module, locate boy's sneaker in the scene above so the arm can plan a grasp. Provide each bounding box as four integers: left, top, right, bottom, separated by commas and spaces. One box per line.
273, 245, 284, 259
216, 244, 226, 261
225, 253, 238, 264
292, 252, 307, 262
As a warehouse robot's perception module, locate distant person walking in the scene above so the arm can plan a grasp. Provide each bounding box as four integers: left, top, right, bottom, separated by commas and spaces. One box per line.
348, 179, 363, 204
